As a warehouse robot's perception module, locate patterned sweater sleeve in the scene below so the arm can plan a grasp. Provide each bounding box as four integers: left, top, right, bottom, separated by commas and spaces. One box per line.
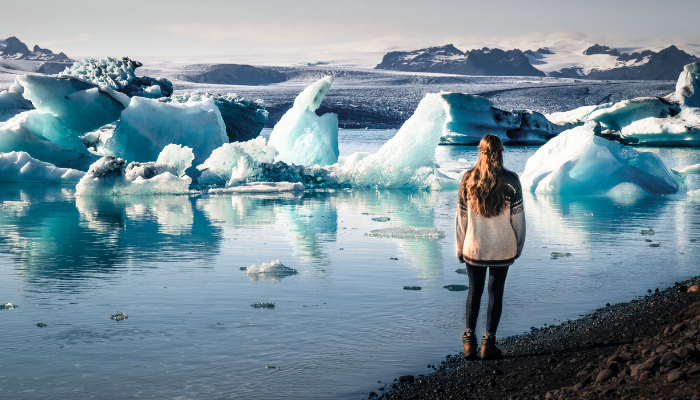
455, 199, 469, 262
508, 172, 526, 258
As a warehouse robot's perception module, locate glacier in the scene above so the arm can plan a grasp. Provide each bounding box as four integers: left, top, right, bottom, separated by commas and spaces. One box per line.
547, 63, 700, 146
0, 151, 84, 182
75, 144, 194, 196
520, 121, 679, 195
102, 96, 227, 166
438, 93, 576, 145
268, 76, 339, 166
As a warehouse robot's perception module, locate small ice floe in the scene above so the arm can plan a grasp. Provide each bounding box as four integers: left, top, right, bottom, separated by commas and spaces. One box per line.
245, 260, 298, 275
372, 217, 391, 222
251, 303, 275, 309
641, 229, 655, 235
403, 286, 422, 291
265, 366, 282, 370
365, 227, 446, 239
551, 252, 572, 258
1, 302, 17, 310
1, 201, 31, 211
650, 243, 661, 247
109, 311, 128, 321
443, 285, 468, 292
583, 213, 594, 216
36, 323, 47, 327
455, 268, 468, 275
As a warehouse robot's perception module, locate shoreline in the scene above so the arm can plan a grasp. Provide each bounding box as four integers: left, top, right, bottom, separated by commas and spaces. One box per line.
371, 276, 700, 400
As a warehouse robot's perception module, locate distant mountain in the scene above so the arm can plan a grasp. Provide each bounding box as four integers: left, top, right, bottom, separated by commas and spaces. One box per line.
376, 43, 698, 80
0, 36, 73, 62
549, 45, 700, 80
374, 44, 545, 77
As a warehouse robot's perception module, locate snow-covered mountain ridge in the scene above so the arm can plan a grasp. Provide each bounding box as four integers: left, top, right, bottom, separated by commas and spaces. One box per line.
376, 42, 700, 80
0, 37, 73, 62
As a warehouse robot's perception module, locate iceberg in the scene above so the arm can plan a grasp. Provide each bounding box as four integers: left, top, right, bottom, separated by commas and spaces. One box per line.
102, 96, 227, 165
0, 151, 84, 182
0, 110, 99, 170
164, 92, 268, 143
520, 122, 679, 195
197, 137, 277, 186
17, 74, 129, 133
438, 93, 575, 145
268, 76, 339, 166
75, 144, 194, 195
546, 63, 700, 146
59, 57, 173, 98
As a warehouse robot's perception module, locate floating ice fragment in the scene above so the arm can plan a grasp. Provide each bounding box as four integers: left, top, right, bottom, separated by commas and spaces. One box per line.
444, 285, 468, 292
689, 189, 700, 197
0, 151, 85, 182
649, 243, 661, 247
265, 366, 282, 370
268, 76, 338, 166
36, 323, 47, 327
403, 286, 422, 290
1, 302, 17, 310
371, 217, 390, 222
675, 164, 700, 174
245, 260, 298, 275
365, 227, 446, 239
583, 213, 594, 216
455, 268, 468, 275
641, 229, 655, 235
520, 122, 679, 195
251, 303, 275, 309
551, 252, 572, 257
109, 311, 128, 321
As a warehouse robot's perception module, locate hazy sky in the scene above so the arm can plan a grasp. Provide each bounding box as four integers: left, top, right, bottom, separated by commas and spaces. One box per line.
2, 0, 699, 61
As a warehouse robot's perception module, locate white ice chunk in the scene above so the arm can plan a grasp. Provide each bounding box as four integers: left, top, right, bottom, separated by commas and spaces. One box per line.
689, 189, 700, 197
439, 93, 519, 144
156, 144, 195, 177
17, 75, 127, 132
521, 122, 679, 195
103, 97, 227, 165
245, 259, 298, 274
0, 151, 84, 182
59, 57, 139, 90
545, 103, 615, 125
365, 227, 446, 239
670, 63, 700, 108
75, 154, 192, 196
197, 137, 277, 186
0, 111, 98, 170
208, 182, 304, 194
268, 76, 339, 166
675, 163, 700, 174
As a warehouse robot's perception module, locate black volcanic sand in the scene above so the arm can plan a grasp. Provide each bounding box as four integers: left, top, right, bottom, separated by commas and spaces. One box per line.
371, 277, 700, 400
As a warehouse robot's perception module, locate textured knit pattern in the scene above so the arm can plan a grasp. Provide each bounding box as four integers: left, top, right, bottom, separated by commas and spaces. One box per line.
455, 169, 526, 267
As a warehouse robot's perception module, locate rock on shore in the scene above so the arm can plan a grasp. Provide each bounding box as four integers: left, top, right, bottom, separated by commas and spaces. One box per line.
374, 278, 700, 400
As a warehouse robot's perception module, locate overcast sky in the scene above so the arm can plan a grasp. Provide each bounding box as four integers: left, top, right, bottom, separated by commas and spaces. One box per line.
2, 0, 699, 62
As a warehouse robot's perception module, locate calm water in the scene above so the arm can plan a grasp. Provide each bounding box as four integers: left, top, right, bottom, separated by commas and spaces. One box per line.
1, 130, 700, 399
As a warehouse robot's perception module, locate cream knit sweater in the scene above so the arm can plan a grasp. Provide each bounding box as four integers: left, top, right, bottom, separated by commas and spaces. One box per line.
455, 169, 526, 267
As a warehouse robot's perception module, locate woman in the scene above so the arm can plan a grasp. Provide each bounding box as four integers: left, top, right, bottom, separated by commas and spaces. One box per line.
455, 134, 526, 360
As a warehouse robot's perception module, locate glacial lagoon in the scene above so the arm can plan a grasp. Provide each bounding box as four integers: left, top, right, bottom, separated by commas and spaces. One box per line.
1, 129, 699, 399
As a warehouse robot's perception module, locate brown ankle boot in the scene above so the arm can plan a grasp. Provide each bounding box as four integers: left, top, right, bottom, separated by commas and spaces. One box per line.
480, 335, 503, 360
462, 332, 478, 360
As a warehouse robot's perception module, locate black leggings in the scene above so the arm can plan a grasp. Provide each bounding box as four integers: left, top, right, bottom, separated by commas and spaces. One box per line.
465, 264, 509, 334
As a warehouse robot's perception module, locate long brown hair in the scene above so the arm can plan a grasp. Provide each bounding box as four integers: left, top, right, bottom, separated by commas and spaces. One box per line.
459, 134, 507, 218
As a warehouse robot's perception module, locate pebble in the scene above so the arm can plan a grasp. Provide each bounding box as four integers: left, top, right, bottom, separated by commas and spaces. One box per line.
690, 285, 700, 292
667, 370, 686, 383
398, 375, 414, 383
596, 368, 615, 383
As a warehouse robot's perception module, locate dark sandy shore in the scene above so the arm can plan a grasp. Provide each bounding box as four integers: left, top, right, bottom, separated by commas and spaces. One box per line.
370, 277, 700, 400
